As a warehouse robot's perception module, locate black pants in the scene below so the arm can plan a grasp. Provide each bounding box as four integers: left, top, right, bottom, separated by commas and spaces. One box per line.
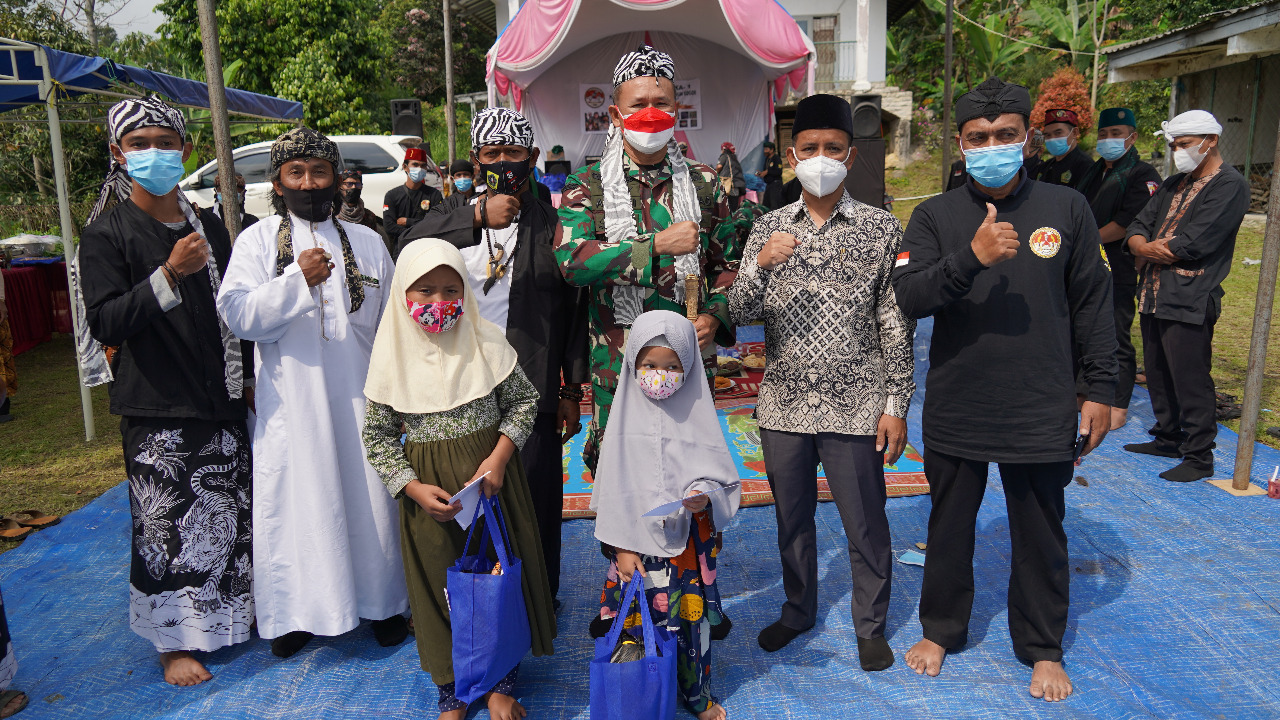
1139, 314, 1218, 467
519, 411, 562, 599
1112, 283, 1138, 409
760, 429, 891, 638
918, 448, 1071, 663
728, 193, 742, 212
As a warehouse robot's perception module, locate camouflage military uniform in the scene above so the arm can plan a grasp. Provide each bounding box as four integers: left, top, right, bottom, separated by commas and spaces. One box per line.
556, 153, 740, 470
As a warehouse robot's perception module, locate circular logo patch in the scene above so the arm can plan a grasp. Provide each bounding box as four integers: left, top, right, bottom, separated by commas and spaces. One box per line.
1030, 227, 1062, 259
420, 199, 430, 211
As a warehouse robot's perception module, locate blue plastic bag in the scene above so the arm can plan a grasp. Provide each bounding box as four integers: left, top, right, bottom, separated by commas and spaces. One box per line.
589, 574, 678, 720
447, 494, 531, 704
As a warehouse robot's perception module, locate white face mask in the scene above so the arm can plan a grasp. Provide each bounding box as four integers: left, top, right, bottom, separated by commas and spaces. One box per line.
1173, 139, 1208, 174
789, 147, 851, 198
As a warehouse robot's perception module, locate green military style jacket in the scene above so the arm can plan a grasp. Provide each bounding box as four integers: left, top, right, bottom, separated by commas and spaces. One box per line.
556, 152, 740, 469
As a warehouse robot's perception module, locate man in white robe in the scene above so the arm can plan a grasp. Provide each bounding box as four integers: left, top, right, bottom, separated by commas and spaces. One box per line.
217, 127, 409, 658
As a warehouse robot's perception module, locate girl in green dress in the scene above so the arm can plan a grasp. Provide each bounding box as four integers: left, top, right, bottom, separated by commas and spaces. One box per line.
362, 238, 556, 720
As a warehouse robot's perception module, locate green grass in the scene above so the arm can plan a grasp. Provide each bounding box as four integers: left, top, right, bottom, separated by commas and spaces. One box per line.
0, 335, 122, 553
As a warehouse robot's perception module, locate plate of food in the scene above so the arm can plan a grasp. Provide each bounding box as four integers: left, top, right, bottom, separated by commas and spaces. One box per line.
743, 353, 765, 370
716, 355, 742, 376
713, 376, 735, 392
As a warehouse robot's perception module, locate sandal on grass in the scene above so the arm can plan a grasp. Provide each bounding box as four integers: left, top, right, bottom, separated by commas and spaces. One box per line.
0, 690, 28, 719
4, 510, 60, 530
0, 519, 31, 543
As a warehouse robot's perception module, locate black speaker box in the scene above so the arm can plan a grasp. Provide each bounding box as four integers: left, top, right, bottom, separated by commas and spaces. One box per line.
851, 94, 882, 139
391, 99, 423, 137
845, 138, 886, 209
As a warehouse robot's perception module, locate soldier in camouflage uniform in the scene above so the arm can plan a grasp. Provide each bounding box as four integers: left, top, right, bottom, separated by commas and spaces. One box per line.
556, 45, 740, 474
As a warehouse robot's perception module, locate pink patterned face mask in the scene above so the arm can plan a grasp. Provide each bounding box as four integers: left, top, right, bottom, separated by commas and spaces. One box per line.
407, 298, 464, 334
635, 367, 685, 401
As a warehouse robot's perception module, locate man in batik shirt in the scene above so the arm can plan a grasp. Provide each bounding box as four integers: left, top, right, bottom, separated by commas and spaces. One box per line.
555, 45, 739, 473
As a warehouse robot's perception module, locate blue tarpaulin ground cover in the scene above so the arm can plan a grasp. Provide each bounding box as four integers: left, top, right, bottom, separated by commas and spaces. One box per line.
2, 318, 1279, 718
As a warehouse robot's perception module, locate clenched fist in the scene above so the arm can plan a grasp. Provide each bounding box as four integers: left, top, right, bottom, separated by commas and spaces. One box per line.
166, 232, 210, 278
476, 193, 521, 229
653, 221, 701, 256
298, 247, 333, 287
971, 202, 1019, 267
758, 232, 799, 271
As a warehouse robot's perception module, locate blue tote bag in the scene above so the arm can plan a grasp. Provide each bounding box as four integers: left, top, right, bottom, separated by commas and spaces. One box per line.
589, 574, 678, 720
447, 494, 532, 704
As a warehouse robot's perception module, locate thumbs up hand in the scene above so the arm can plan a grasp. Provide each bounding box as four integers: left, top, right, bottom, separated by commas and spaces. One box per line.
971, 202, 1020, 267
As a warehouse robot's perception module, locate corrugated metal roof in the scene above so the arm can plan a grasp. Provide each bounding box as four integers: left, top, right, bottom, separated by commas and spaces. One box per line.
1102, 0, 1278, 55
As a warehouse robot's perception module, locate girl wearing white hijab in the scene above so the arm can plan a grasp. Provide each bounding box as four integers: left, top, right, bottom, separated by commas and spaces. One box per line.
591, 310, 741, 720
362, 238, 556, 720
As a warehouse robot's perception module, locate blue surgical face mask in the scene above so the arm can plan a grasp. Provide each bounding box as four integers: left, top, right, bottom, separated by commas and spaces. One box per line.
1096, 136, 1131, 162
963, 135, 1027, 188
453, 177, 473, 192
1044, 136, 1072, 157
124, 148, 187, 196
407, 166, 427, 182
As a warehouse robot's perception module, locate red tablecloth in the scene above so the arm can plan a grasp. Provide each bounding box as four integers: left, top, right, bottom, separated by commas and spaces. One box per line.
2, 262, 69, 355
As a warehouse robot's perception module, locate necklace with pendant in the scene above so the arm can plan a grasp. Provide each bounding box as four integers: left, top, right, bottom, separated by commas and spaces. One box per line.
483, 225, 517, 294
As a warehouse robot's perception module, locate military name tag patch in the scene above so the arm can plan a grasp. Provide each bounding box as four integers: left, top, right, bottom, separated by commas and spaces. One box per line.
357, 273, 380, 287
1030, 227, 1062, 258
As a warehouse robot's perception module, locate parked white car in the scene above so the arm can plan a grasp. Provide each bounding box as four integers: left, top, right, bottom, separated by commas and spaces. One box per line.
179, 135, 443, 219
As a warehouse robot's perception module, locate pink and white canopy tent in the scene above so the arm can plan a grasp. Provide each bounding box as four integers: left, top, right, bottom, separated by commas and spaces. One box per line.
486, 0, 814, 169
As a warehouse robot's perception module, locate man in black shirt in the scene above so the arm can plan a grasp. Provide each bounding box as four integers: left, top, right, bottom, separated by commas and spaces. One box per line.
1075, 107, 1162, 430
1123, 110, 1250, 483
381, 146, 443, 256
756, 140, 784, 208
946, 129, 1044, 193
892, 77, 1116, 702
1032, 108, 1093, 188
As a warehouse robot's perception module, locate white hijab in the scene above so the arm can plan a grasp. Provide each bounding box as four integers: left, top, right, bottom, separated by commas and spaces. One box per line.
591, 310, 740, 558
364, 238, 518, 414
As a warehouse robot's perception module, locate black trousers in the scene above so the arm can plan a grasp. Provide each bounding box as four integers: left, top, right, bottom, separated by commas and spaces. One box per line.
1139, 314, 1218, 467
918, 448, 1072, 664
760, 429, 891, 638
519, 411, 562, 599
1112, 283, 1138, 409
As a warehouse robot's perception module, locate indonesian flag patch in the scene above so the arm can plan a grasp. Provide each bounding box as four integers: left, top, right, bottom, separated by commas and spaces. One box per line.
895, 251, 910, 268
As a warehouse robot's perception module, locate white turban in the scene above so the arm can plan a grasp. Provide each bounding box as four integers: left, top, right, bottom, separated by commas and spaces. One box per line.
1155, 110, 1222, 140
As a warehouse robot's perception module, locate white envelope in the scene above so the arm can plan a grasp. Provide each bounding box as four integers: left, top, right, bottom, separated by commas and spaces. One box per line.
450, 471, 490, 529
642, 481, 742, 518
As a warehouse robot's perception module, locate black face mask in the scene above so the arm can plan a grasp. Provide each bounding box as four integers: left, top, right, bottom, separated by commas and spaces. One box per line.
478, 160, 532, 195
341, 187, 362, 206
280, 184, 336, 222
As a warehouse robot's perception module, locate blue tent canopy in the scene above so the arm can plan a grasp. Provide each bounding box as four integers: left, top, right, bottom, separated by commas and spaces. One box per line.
0, 41, 303, 120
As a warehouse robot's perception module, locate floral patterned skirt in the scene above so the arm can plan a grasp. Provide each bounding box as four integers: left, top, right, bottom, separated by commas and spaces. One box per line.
599, 510, 723, 714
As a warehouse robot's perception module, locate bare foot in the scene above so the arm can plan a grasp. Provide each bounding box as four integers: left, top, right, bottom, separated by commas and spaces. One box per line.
904, 638, 946, 676
696, 702, 727, 720
1110, 407, 1128, 431
437, 709, 466, 720
160, 651, 212, 686
2, 691, 28, 719
1029, 660, 1073, 702
486, 692, 527, 720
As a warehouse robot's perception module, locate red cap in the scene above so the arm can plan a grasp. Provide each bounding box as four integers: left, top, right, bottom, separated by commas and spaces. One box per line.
404, 147, 428, 163
1044, 109, 1079, 127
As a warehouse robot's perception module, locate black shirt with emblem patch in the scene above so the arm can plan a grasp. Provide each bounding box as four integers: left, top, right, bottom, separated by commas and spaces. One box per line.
1030, 146, 1093, 189
891, 171, 1117, 463
382, 182, 444, 252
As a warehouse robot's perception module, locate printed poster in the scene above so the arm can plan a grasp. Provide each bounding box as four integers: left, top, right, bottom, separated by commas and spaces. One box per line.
579, 84, 611, 134
674, 78, 701, 130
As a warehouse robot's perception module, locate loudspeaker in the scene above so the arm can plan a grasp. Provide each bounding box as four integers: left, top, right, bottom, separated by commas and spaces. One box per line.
851, 94, 882, 139
391, 99, 423, 137
845, 138, 886, 209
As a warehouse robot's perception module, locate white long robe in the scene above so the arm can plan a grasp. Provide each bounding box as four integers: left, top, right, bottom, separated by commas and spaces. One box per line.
217, 212, 408, 639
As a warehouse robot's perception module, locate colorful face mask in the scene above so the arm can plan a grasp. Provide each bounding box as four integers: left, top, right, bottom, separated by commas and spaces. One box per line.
635, 367, 685, 401
407, 298, 464, 334
621, 107, 676, 154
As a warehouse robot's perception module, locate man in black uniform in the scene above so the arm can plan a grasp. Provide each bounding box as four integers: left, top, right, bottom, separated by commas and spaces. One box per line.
1033, 108, 1093, 188
381, 146, 443, 257
1123, 110, 1250, 483
1075, 107, 1162, 430
756, 140, 784, 208
947, 129, 1043, 192
403, 107, 589, 602
892, 77, 1117, 703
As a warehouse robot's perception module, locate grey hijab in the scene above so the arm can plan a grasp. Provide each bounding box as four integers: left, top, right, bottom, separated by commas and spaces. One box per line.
590, 310, 741, 558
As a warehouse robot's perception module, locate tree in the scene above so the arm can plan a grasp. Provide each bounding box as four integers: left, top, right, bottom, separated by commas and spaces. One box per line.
157, 0, 385, 133
378, 0, 490, 104
1031, 66, 1094, 135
